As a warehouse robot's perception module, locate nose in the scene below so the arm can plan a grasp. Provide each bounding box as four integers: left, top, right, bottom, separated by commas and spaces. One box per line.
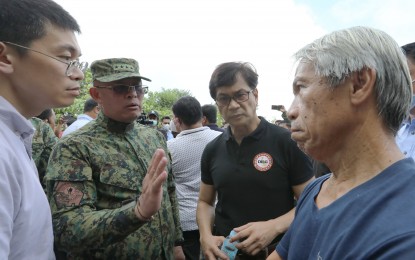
126, 86, 137, 98
227, 97, 241, 109
287, 98, 298, 121
70, 67, 85, 82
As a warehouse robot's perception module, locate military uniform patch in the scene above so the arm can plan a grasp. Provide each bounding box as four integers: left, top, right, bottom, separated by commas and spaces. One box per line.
253, 153, 273, 172
55, 181, 84, 208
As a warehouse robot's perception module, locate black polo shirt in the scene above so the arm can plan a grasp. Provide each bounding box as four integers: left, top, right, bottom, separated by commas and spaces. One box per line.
201, 117, 313, 237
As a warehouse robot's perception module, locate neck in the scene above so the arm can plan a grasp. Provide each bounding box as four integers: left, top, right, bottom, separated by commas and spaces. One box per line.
180, 121, 203, 131
325, 127, 404, 193
230, 117, 261, 144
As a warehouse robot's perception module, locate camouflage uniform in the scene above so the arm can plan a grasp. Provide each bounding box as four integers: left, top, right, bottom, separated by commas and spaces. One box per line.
45, 113, 183, 259
30, 117, 58, 188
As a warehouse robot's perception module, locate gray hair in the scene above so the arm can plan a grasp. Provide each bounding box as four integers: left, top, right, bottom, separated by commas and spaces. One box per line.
294, 26, 412, 134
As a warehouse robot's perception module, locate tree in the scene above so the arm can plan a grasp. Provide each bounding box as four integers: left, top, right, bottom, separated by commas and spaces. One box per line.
143, 88, 192, 118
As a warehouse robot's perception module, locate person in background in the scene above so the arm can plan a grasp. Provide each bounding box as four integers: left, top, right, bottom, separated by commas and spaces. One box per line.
62, 98, 99, 137
168, 96, 222, 259
268, 26, 415, 260
161, 115, 174, 140
148, 110, 160, 127
201, 104, 225, 132
37, 108, 66, 138
0, 0, 85, 258
396, 42, 415, 159
46, 58, 184, 259
197, 62, 314, 259
148, 110, 169, 140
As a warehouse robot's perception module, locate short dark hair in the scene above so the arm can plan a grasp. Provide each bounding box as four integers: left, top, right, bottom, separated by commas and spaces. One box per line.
172, 96, 202, 126
402, 42, 415, 64
83, 98, 98, 113
201, 104, 218, 124
161, 116, 171, 121
0, 0, 80, 55
36, 109, 53, 120
209, 62, 258, 99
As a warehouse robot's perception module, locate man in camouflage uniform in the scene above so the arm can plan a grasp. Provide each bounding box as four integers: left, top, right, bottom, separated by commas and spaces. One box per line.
45, 58, 184, 259
30, 116, 58, 189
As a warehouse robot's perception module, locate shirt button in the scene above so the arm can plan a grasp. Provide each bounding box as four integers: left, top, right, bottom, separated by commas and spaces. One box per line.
411, 131, 415, 135
404, 151, 408, 155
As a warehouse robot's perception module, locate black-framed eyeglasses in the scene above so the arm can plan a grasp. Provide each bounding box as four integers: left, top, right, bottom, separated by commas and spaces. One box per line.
215, 89, 255, 107
95, 85, 149, 95
3, 41, 88, 77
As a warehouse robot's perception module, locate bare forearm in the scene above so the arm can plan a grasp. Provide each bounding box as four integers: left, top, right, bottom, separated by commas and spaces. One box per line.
196, 201, 215, 237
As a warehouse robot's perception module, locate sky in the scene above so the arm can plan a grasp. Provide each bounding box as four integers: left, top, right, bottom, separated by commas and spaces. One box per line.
54, 0, 415, 121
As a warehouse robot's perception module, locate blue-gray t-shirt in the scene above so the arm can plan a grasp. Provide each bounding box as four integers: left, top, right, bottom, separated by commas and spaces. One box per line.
277, 158, 415, 259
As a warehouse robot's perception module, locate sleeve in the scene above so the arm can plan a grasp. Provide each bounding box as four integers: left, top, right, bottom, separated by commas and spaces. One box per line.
45, 138, 147, 253
37, 123, 58, 188
370, 232, 415, 259
164, 138, 183, 243
275, 225, 291, 259
0, 157, 15, 258
200, 141, 214, 185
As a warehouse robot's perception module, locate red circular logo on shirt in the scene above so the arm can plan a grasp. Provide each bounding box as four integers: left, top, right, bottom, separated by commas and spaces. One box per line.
253, 153, 273, 172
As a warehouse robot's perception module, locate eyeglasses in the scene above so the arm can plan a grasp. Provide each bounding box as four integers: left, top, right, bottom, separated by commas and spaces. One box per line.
215, 89, 255, 107
95, 85, 149, 95
3, 41, 88, 77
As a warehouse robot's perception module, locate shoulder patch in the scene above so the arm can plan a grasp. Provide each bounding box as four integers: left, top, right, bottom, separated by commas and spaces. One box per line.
253, 153, 273, 172
54, 181, 84, 209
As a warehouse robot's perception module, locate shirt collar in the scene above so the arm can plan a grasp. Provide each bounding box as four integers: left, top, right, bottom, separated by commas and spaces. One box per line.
223, 116, 266, 142
95, 112, 135, 134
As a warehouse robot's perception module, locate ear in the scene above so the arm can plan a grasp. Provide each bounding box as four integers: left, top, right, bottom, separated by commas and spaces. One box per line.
0, 43, 15, 74
253, 88, 259, 104
349, 68, 376, 105
89, 87, 100, 101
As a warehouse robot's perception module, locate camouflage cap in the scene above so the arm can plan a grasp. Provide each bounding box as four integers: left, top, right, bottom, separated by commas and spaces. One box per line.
90, 58, 151, 83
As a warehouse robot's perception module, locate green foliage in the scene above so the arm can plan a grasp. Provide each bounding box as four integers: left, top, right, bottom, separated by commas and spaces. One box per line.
143, 88, 192, 118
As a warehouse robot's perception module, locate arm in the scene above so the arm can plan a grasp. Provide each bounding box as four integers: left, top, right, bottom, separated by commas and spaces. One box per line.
231, 178, 314, 255
46, 142, 167, 252
37, 122, 58, 187
165, 151, 185, 259
267, 250, 284, 260
196, 182, 228, 260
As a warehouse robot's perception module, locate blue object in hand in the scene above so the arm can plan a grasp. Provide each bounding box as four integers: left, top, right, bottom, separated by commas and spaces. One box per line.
221, 230, 239, 260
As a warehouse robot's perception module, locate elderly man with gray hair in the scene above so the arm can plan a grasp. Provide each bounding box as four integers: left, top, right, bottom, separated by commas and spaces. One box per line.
268, 26, 415, 259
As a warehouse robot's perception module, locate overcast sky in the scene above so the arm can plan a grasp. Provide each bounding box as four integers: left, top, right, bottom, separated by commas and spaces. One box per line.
55, 0, 415, 120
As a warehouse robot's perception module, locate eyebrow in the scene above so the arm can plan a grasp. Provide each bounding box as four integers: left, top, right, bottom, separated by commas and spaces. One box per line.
55, 44, 82, 58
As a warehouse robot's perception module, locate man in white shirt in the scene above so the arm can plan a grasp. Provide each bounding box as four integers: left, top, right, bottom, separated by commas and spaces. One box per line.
62, 98, 99, 137
0, 1, 86, 258
167, 96, 221, 259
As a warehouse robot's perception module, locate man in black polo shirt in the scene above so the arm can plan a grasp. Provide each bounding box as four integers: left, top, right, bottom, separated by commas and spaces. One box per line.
197, 62, 314, 259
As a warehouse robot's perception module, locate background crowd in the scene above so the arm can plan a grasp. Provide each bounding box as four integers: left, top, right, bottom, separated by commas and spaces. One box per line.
1, 0, 415, 260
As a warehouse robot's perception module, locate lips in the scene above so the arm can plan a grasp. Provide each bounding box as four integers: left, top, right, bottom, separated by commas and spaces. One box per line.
66, 87, 80, 96
126, 103, 140, 109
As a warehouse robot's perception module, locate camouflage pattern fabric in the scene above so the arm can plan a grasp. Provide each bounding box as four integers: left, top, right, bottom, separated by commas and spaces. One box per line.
30, 117, 58, 189
45, 113, 183, 259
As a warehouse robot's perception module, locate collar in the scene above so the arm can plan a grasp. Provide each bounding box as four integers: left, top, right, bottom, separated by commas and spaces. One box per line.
95, 112, 135, 134
77, 114, 94, 121
177, 126, 209, 137
223, 116, 266, 142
